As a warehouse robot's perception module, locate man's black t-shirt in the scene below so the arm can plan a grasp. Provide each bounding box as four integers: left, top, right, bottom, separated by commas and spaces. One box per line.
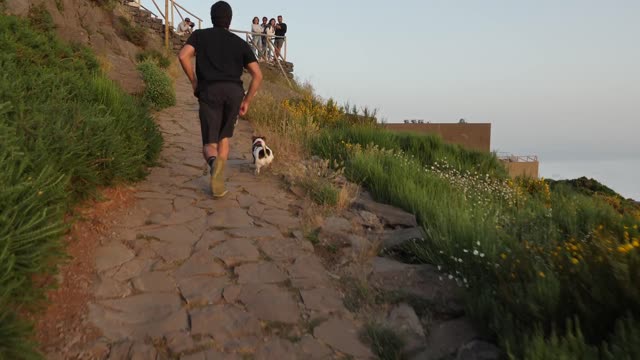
275, 23, 287, 38
186, 27, 257, 85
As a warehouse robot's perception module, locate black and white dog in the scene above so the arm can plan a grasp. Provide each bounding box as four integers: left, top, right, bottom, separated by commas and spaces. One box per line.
251, 136, 274, 174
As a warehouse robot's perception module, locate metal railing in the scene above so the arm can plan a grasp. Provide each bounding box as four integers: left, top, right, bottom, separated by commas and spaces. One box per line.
230, 29, 288, 63
498, 153, 539, 163
126, 0, 203, 49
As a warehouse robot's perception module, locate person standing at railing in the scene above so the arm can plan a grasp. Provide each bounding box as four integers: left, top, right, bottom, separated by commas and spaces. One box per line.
265, 18, 276, 62
260, 17, 268, 61
178, 1, 263, 198
274, 15, 287, 60
251, 17, 263, 60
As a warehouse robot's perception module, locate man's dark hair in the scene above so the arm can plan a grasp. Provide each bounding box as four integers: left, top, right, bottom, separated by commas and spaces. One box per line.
211, 1, 232, 28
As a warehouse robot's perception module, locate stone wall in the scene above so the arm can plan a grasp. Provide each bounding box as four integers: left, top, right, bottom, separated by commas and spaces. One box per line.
121, 3, 185, 53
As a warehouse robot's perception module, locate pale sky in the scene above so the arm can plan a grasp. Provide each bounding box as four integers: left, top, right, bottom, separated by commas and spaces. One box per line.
144, 0, 640, 198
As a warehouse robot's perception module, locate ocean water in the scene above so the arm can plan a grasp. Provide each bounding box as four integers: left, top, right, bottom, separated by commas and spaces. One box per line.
539, 159, 640, 201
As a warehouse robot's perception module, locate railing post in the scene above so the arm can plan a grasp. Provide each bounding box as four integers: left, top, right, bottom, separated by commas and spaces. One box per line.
284, 37, 287, 62
164, 0, 169, 50
170, 0, 174, 30
199, 19, 202, 29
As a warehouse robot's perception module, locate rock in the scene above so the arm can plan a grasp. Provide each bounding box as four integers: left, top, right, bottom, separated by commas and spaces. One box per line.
130, 342, 158, 360
417, 318, 479, 360
190, 305, 261, 341
248, 202, 266, 217
159, 207, 207, 226
235, 262, 288, 284
222, 336, 261, 353
222, 285, 242, 303
313, 318, 374, 358
208, 208, 254, 229
260, 209, 300, 229
211, 239, 260, 267
369, 257, 463, 314
108, 340, 133, 359
353, 193, 418, 228
300, 288, 345, 315
81, 338, 110, 360
95, 243, 135, 272
177, 276, 228, 306
323, 216, 352, 233
258, 238, 310, 262
296, 334, 334, 359
165, 331, 195, 355
89, 294, 188, 340
380, 227, 426, 250
195, 230, 228, 250
181, 350, 241, 360
142, 225, 200, 246
359, 210, 382, 229
174, 197, 195, 211
149, 240, 193, 263
386, 303, 426, 354
456, 340, 501, 360
255, 338, 297, 360
94, 277, 132, 299
174, 250, 226, 278
237, 193, 258, 208
227, 226, 282, 240
239, 284, 300, 324
288, 256, 330, 290
132, 271, 176, 293
112, 258, 153, 282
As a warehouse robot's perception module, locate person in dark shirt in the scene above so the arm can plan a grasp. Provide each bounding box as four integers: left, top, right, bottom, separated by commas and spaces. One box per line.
274, 15, 287, 60
178, 1, 263, 198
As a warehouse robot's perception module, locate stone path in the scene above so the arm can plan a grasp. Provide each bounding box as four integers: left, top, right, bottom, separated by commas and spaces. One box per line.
82, 79, 374, 359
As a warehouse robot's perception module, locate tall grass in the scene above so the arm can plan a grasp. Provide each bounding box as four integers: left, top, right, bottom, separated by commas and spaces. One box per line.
0, 11, 162, 358
138, 60, 176, 110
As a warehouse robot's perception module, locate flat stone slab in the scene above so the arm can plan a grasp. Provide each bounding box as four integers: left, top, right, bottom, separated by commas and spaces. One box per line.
89, 294, 188, 340
132, 271, 176, 293
227, 226, 282, 240
195, 230, 228, 250
239, 284, 300, 324
142, 225, 200, 246
387, 303, 427, 354
258, 238, 310, 263
235, 262, 288, 284
190, 305, 261, 342
260, 210, 300, 229
255, 338, 297, 360
300, 288, 344, 314
177, 276, 228, 306
369, 257, 463, 314
208, 208, 254, 229
134, 191, 176, 200
237, 193, 258, 208
288, 256, 331, 290
297, 334, 334, 359
211, 239, 260, 267
94, 277, 132, 299
174, 250, 226, 278
111, 258, 154, 282
149, 240, 193, 263
420, 318, 479, 360
313, 318, 373, 358
181, 350, 242, 360
353, 192, 418, 228
380, 227, 426, 250
158, 207, 207, 226
95, 243, 135, 272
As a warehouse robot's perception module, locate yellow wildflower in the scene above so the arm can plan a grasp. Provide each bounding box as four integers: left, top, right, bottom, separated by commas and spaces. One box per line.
618, 246, 628, 254
37, 191, 43, 196
538, 271, 545, 278
633, 240, 639, 248
571, 258, 579, 265
500, 253, 507, 260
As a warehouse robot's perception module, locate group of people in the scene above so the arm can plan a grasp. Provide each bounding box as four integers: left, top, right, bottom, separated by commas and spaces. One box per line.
176, 17, 196, 36
250, 15, 287, 62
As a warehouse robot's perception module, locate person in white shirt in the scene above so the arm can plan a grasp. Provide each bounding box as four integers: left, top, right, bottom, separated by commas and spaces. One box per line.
251, 17, 263, 60
265, 18, 276, 62
177, 18, 193, 36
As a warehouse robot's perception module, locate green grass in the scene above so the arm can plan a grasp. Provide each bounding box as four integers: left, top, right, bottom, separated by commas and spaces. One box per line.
136, 49, 171, 69
116, 15, 146, 47
138, 60, 176, 110
0, 11, 162, 358
361, 323, 406, 360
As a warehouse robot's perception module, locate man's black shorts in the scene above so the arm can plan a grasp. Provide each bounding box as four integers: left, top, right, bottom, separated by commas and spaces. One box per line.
198, 82, 245, 145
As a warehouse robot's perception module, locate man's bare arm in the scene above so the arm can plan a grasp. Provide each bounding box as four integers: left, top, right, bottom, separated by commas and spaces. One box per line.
239, 61, 263, 116
178, 44, 198, 95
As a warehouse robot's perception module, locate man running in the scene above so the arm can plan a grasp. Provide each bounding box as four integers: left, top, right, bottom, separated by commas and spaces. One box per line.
178, 1, 263, 198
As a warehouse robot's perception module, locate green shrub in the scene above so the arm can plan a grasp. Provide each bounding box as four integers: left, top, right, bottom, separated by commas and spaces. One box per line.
136, 49, 171, 69
361, 323, 406, 360
138, 60, 176, 110
116, 16, 146, 47
0, 13, 162, 357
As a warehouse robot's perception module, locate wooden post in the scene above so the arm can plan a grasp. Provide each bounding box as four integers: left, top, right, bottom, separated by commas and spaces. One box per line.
164, 0, 169, 50
199, 19, 202, 29
284, 37, 287, 62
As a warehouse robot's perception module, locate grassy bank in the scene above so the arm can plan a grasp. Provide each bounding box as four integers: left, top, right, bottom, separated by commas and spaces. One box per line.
0, 8, 162, 358
246, 68, 640, 358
